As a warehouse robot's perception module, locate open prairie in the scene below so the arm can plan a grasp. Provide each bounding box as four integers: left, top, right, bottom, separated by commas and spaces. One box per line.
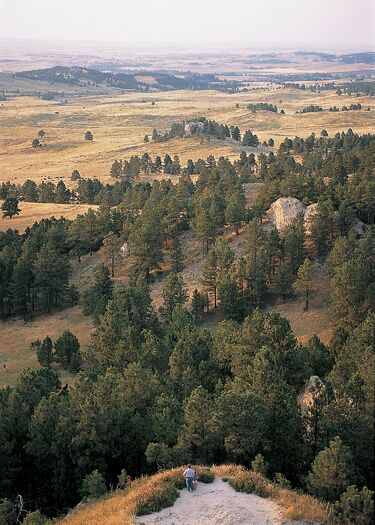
0, 87, 374, 188
0, 200, 98, 232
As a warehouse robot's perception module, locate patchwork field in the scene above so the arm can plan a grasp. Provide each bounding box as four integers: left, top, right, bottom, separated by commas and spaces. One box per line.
0, 88, 374, 188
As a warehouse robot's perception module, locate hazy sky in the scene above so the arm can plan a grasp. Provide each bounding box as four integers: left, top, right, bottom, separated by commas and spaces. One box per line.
0, 0, 374, 50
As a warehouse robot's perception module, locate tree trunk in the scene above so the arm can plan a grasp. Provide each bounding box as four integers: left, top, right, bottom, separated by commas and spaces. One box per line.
214, 287, 217, 308
305, 290, 309, 310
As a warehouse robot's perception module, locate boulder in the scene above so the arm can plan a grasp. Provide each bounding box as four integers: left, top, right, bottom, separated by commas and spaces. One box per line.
184, 121, 204, 136
120, 242, 130, 258
266, 197, 306, 231
297, 375, 324, 416
352, 218, 367, 237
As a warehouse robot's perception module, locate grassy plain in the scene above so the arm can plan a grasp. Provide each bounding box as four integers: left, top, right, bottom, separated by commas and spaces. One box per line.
0, 88, 374, 188
0, 200, 98, 232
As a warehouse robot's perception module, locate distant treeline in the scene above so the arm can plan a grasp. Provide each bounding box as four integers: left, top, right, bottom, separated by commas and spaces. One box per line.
247, 102, 278, 112
285, 80, 375, 97
15, 66, 237, 93
149, 117, 263, 147
300, 105, 323, 113
299, 103, 365, 114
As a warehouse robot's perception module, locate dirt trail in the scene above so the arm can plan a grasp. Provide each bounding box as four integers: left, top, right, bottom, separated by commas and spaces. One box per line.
136, 478, 284, 525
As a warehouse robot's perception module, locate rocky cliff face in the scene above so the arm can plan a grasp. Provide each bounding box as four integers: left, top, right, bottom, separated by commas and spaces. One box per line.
266, 197, 306, 231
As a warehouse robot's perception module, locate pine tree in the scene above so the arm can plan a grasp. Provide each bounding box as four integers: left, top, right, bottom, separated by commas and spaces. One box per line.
36, 336, 53, 368
225, 189, 247, 235
307, 436, 355, 501
191, 289, 204, 322
81, 263, 113, 321
283, 215, 305, 274
202, 240, 234, 309
160, 273, 187, 323
102, 232, 121, 277
54, 331, 80, 371
330, 485, 374, 525
276, 261, 294, 301
179, 386, 215, 463
55, 181, 70, 204
190, 196, 220, 255
1, 197, 21, 219
129, 206, 164, 276
170, 236, 183, 272
214, 381, 266, 462
82, 209, 100, 256
218, 277, 245, 322
293, 258, 315, 310
80, 470, 106, 500
33, 243, 71, 313
242, 220, 268, 304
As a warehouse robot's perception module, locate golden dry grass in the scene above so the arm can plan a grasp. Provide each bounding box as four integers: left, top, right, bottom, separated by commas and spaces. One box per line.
0, 305, 94, 387
0, 88, 374, 188
58, 467, 201, 525
271, 267, 333, 344
57, 466, 328, 525
275, 488, 328, 523
0, 200, 98, 233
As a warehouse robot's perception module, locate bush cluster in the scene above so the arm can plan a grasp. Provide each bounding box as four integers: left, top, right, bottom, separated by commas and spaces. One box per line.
228, 470, 272, 498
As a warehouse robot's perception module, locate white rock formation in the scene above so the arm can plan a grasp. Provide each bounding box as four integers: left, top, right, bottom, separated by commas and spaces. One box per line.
297, 375, 324, 416
120, 242, 130, 258
266, 197, 306, 231
184, 121, 204, 136
353, 218, 367, 237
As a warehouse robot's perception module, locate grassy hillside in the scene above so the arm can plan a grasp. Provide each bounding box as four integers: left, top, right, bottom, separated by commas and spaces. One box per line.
0, 251, 100, 386
0, 201, 98, 233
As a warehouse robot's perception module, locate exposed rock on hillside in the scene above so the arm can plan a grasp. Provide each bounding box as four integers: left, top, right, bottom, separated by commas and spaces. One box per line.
184, 121, 204, 135
266, 197, 306, 231
304, 203, 319, 234
297, 375, 323, 416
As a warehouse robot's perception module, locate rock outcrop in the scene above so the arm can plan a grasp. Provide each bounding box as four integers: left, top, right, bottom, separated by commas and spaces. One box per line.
297, 375, 324, 416
266, 197, 306, 231
184, 121, 204, 136
304, 202, 319, 234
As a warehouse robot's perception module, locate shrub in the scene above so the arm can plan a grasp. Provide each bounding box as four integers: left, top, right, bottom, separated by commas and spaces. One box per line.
196, 468, 215, 484
136, 481, 179, 516
329, 485, 374, 525
80, 470, 106, 501
251, 453, 268, 476
117, 469, 130, 490
228, 470, 272, 498
0, 499, 15, 525
23, 510, 51, 525
274, 473, 292, 489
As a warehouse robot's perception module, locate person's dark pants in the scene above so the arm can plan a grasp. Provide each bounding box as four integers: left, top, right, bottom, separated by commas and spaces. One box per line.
186, 477, 193, 491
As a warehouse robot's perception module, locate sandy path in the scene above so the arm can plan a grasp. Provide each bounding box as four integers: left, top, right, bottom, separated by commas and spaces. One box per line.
136, 478, 284, 525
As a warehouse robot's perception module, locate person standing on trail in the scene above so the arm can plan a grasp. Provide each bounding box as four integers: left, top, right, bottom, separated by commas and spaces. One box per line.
183, 465, 195, 492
